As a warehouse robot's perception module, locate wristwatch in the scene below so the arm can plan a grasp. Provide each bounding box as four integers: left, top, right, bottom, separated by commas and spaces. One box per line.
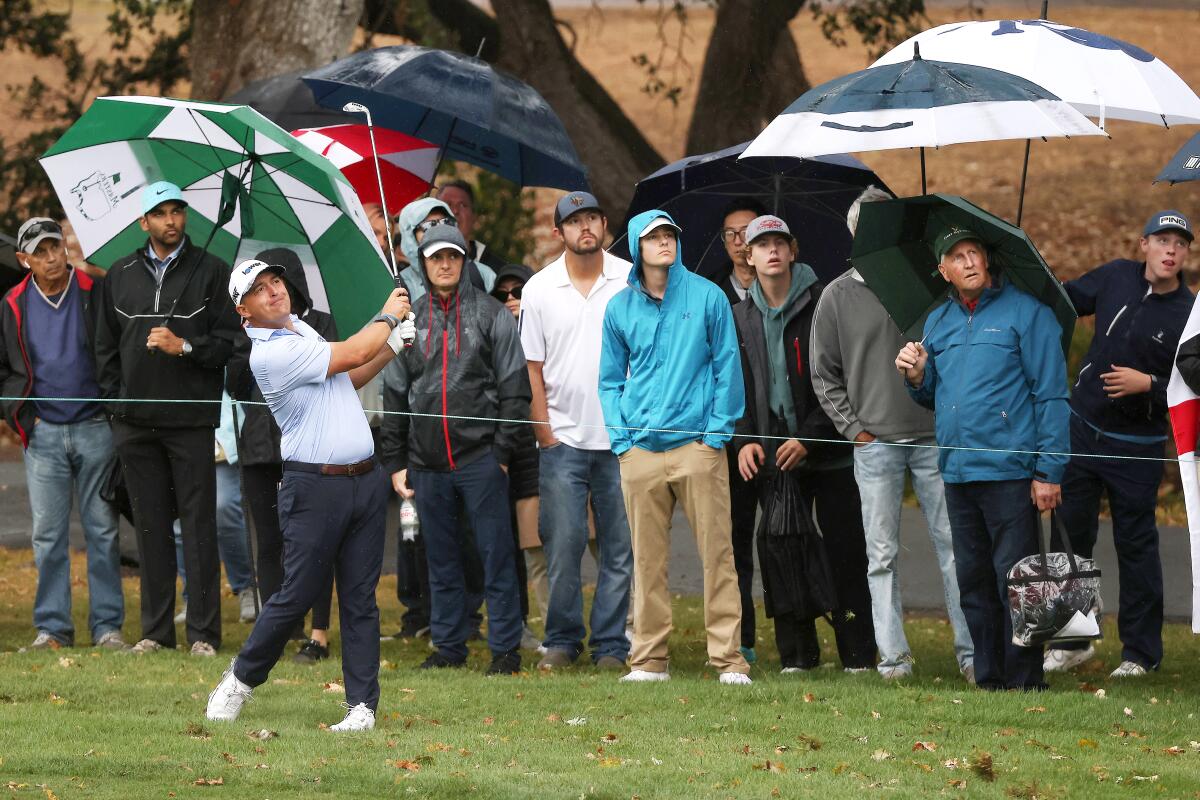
372, 313, 401, 330
180, 339, 193, 357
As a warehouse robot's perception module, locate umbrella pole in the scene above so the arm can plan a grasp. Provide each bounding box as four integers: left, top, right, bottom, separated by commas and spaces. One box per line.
1017, 139, 1032, 226
919, 147, 927, 195
343, 102, 398, 277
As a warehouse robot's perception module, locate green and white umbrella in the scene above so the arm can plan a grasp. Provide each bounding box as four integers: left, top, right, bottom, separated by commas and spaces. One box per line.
40, 95, 392, 332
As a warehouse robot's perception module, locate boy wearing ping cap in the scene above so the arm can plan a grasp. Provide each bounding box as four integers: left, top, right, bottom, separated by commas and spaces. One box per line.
1046, 210, 1194, 678
206, 260, 412, 732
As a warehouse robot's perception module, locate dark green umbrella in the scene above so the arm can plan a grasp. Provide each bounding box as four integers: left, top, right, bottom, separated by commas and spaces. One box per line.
850, 193, 1075, 353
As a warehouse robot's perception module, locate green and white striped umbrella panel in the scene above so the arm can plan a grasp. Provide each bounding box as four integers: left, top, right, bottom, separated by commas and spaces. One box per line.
40, 95, 391, 332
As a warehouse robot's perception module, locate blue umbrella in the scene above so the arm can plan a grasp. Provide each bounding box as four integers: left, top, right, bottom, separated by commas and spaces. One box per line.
1155, 133, 1200, 184
611, 141, 887, 284
302, 46, 589, 192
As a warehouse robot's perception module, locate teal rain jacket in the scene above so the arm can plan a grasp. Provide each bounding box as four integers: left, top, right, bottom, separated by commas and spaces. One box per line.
598, 209, 745, 455
907, 278, 1069, 484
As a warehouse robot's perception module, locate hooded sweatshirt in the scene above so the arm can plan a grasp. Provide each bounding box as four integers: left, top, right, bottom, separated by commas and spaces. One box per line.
397, 197, 495, 301
749, 262, 817, 433
598, 209, 744, 455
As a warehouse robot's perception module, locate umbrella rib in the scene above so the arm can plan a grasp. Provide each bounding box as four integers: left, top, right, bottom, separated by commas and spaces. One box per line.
186, 107, 242, 167
154, 139, 238, 181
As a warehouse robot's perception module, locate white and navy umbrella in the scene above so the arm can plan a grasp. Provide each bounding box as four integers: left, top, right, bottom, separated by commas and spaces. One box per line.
872, 18, 1200, 129
741, 46, 1104, 193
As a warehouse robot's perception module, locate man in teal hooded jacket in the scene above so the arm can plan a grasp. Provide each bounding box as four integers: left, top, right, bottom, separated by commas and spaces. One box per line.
599, 210, 751, 685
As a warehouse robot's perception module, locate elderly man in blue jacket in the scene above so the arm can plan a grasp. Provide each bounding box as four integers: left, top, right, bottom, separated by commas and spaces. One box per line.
599, 209, 751, 686
895, 227, 1069, 691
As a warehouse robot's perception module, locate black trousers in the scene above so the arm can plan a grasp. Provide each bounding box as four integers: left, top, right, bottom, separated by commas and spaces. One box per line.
396, 502, 487, 629
112, 421, 219, 649
242, 462, 334, 634
235, 466, 388, 710
727, 448, 758, 648
787, 467, 877, 670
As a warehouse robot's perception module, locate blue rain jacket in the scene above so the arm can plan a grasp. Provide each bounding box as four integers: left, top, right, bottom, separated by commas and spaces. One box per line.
907, 278, 1069, 484
598, 210, 744, 455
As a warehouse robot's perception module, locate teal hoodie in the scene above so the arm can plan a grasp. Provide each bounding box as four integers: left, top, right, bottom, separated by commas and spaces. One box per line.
749, 262, 818, 433
598, 209, 745, 454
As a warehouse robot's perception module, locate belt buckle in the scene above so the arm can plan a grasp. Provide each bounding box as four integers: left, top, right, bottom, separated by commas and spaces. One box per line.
346, 459, 369, 477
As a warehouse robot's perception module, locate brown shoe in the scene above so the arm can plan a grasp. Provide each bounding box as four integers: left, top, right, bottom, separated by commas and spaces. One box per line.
537, 648, 574, 670
594, 655, 626, 671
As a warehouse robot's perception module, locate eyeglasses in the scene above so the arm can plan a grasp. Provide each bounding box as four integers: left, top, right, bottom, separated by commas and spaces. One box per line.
721, 226, 748, 243
18, 220, 63, 250
417, 217, 458, 234
490, 286, 523, 302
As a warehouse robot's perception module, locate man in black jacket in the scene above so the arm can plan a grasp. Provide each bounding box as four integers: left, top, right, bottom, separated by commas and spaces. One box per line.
227, 247, 339, 663
733, 215, 876, 673
381, 225, 531, 674
1046, 210, 1194, 678
95, 181, 239, 655
1, 217, 125, 651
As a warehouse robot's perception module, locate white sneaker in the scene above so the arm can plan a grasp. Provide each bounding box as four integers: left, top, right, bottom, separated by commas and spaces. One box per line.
238, 589, 258, 623
1110, 660, 1148, 678
191, 641, 217, 657
95, 631, 130, 651
844, 667, 872, 674
131, 638, 165, 654
206, 659, 253, 721
879, 665, 913, 681
719, 671, 752, 686
619, 669, 670, 683
780, 666, 809, 675
1043, 644, 1095, 673
174, 605, 187, 625
329, 702, 375, 732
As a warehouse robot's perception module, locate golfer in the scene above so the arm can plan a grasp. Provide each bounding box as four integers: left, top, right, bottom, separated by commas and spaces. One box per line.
206, 259, 412, 732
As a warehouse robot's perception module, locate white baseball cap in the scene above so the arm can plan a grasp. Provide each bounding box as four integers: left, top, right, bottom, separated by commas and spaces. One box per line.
228, 259, 284, 305
639, 216, 681, 238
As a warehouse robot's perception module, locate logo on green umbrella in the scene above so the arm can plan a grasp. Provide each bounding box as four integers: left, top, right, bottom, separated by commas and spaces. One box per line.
70, 171, 139, 221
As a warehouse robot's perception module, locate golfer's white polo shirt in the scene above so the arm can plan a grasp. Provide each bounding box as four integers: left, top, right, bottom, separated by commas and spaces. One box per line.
247, 316, 374, 465
519, 250, 631, 450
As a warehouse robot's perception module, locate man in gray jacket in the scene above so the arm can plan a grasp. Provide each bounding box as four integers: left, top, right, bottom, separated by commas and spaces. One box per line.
809, 186, 974, 682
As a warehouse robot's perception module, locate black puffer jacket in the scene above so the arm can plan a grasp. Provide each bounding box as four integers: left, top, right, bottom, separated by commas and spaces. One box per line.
95, 236, 239, 427
380, 241, 531, 474
226, 248, 339, 466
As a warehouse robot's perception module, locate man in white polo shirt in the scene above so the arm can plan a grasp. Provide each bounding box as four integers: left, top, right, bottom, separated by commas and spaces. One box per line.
521, 191, 634, 670
206, 259, 411, 732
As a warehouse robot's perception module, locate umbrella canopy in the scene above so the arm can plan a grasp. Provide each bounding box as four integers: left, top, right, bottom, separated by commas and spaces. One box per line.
849, 193, 1076, 353
226, 69, 352, 132
39, 95, 392, 333
872, 19, 1200, 128
291, 124, 439, 216
302, 46, 589, 191
1155, 132, 1200, 184
742, 50, 1104, 161
611, 141, 887, 283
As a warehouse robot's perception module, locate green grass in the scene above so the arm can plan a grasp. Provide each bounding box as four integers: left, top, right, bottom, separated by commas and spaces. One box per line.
1, 548, 1199, 799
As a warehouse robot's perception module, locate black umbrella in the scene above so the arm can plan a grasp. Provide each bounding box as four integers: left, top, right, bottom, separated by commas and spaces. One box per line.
0, 234, 26, 298
302, 46, 589, 191
611, 141, 887, 284
226, 69, 353, 132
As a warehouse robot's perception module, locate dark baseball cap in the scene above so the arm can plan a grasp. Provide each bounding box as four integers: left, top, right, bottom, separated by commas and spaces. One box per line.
933, 227, 984, 262
554, 191, 603, 228
1143, 210, 1193, 242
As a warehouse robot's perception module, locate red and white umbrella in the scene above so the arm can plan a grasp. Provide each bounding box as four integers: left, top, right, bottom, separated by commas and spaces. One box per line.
1166, 305, 1200, 634
291, 124, 439, 216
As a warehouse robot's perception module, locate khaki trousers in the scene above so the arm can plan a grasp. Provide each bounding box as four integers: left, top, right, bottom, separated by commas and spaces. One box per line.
618, 442, 749, 674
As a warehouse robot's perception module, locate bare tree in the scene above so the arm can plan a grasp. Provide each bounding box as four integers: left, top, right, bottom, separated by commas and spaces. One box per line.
190, 0, 366, 100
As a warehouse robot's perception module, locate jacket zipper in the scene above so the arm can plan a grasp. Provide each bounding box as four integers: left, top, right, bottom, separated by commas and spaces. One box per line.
793, 337, 803, 375
441, 329, 456, 470
1105, 304, 1127, 338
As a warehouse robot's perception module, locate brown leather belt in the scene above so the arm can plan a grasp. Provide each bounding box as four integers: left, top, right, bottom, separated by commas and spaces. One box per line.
282, 458, 376, 477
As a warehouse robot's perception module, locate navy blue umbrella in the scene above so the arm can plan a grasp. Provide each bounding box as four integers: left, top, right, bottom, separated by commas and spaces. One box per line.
1155, 133, 1200, 185
302, 46, 589, 192
611, 141, 887, 285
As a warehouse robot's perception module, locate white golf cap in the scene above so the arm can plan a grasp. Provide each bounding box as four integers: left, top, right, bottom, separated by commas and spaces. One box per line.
639, 216, 682, 238
421, 240, 467, 258
229, 259, 284, 305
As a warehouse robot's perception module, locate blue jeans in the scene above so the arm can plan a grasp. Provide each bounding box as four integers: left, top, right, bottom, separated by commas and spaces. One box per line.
411, 452, 522, 661
943, 479, 1046, 690
854, 439, 973, 672
539, 443, 633, 662
174, 461, 253, 597
24, 417, 124, 642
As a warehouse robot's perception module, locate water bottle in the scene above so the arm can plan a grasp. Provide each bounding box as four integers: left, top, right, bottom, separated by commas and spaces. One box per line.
400, 499, 419, 542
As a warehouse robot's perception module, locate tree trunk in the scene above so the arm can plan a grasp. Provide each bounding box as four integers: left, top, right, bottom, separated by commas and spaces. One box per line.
191, 0, 365, 101
489, 0, 664, 217
685, 0, 810, 156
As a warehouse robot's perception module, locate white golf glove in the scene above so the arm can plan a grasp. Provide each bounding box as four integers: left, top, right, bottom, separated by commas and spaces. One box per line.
387, 312, 417, 354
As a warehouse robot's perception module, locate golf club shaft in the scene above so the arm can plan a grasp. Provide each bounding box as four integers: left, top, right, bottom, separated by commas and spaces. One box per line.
359, 106, 398, 277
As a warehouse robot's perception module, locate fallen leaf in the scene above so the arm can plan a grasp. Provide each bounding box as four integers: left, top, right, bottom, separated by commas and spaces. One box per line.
951, 699, 963, 705
1078, 738, 1099, 749
246, 729, 277, 741
796, 733, 822, 751
910, 760, 933, 772
183, 722, 211, 740
545, 713, 561, 723
943, 758, 960, 769
1131, 774, 1159, 782
1024, 706, 1046, 713
1123, 707, 1135, 718
322, 681, 345, 694
565, 717, 586, 726
597, 757, 621, 768
871, 749, 892, 762
392, 759, 421, 772
802, 693, 816, 703
753, 760, 787, 774
1077, 682, 1100, 692
56, 657, 76, 668
483, 717, 495, 726
774, 745, 789, 755
601, 733, 618, 742
913, 741, 937, 752
426, 742, 451, 753
651, 757, 663, 766
1189, 741, 1200, 752
1094, 689, 1107, 699
870, 710, 881, 720
969, 751, 995, 782
48, 693, 66, 706
193, 777, 224, 786
1163, 746, 1185, 756
220, 753, 236, 764
996, 727, 1018, 737
947, 778, 967, 789
1149, 697, 1159, 705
